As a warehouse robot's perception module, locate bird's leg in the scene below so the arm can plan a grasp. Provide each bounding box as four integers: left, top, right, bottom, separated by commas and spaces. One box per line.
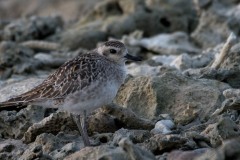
71, 112, 90, 146
81, 110, 88, 139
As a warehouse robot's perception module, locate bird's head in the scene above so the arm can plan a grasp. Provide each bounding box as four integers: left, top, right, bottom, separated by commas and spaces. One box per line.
97, 40, 141, 64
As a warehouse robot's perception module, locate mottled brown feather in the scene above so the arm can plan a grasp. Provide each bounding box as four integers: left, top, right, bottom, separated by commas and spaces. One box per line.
0, 53, 107, 109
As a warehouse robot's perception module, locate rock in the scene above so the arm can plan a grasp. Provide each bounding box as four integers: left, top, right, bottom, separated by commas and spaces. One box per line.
0, 139, 27, 160
149, 55, 177, 66
87, 111, 118, 135
223, 88, 240, 99
118, 138, 156, 160
212, 97, 240, 116
93, 0, 123, 18
213, 88, 240, 114
0, 41, 37, 79
143, 134, 187, 154
115, 72, 230, 124
112, 128, 151, 144
79, 0, 123, 24
125, 32, 200, 55
190, 68, 240, 89
33, 53, 66, 68
191, 0, 239, 48
65, 138, 156, 160
0, 105, 48, 139
93, 133, 113, 145
22, 103, 154, 144
184, 42, 240, 88
195, 138, 240, 160
201, 117, 240, 147
167, 148, 208, 160
127, 63, 175, 76
151, 120, 175, 135
0, 0, 100, 22
0, 41, 86, 79
2, 16, 63, 42
84, 1, 196, 37
102, 104, 154, 130
60, 29, 107, 50
184, 131, 211, 149
148, 51, 213, 71
0, 77, 43, 102
119, 0, 145, 14
21, 132, 82, 159
170, 53, 213, 70
23, 111, 74, 143
191, 9, 240, 49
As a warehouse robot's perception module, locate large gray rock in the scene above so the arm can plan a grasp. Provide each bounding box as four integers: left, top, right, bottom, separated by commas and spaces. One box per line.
115, 72, 230, 124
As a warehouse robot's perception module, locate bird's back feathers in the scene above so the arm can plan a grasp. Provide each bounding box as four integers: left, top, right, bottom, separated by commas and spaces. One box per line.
0, 53, 108, 111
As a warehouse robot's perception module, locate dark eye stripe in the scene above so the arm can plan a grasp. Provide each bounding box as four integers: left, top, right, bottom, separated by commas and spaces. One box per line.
110, 49, 117, 54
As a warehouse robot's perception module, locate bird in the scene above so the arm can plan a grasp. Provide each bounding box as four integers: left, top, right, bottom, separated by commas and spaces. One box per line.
0, 40, 141, 146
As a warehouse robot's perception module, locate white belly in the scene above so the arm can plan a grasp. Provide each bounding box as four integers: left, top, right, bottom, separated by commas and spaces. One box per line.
61, 80, 120, 114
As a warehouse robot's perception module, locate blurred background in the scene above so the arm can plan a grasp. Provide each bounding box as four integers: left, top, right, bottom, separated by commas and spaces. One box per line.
0, 0, 239, 80
0, 0, 98, 22
2, 1, 240, 159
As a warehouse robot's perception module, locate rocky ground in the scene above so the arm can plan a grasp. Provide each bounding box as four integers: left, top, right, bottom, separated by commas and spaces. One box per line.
1, 0, 240, 159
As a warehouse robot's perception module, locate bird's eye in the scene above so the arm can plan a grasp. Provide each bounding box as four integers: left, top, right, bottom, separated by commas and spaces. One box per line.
110, 49, 117, 54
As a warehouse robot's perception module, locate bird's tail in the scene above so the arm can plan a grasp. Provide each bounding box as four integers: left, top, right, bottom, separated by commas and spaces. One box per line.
0, 98, 26, 111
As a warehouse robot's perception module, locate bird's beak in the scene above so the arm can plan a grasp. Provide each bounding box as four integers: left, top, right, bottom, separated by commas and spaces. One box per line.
124, 54, 142, 61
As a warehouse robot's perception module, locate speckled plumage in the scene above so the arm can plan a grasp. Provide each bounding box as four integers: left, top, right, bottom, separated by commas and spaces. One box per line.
0, 40, 141, 147
0, 40, 130, 113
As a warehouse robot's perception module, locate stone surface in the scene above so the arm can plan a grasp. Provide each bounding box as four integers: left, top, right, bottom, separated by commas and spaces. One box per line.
2, 16, 63, 42
0, 0, 99, 21
195, 138, 240, 160
0, 139, 27, 160
60, 29, 107, 50
167, 148, 208, 160
191, 0, 240, 49
1, 0, 240, 159
65, 138, 156, 160
102, 104, 155, 130
0, 105, 49, 139
151, 120, 175, 134
201, 117, 240, 147
0, 41, 37, 79
127, 63, 176, 77
184, 42, 240, 88
115, 72, 230, 124
0, 77, 43, 102
21, 132, 82, 160
112, 128, 151, 145
143, 134, 187, 155
170, 53, 213, 70
125, 32, 200, 55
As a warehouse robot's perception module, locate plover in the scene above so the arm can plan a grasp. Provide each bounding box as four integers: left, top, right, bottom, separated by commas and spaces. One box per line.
0, 40, 141, 146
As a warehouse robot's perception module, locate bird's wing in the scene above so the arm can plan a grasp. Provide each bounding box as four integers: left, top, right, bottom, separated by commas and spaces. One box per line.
0, 53, 104, 109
